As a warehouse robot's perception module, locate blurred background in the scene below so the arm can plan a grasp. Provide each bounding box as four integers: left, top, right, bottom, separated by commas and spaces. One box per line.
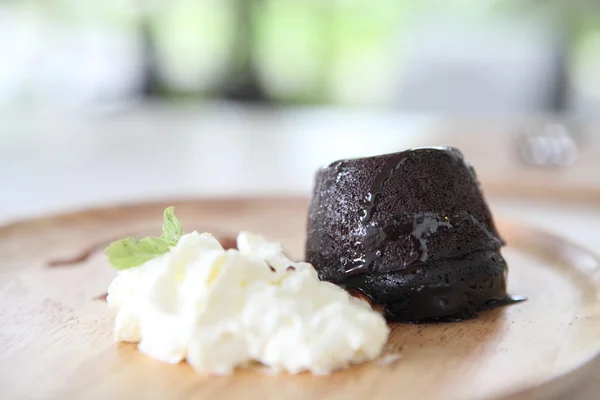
1, 0, 600, 249
3, 0, 600, 112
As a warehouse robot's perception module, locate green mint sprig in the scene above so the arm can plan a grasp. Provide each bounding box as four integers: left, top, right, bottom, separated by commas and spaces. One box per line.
105, 207, 183, 270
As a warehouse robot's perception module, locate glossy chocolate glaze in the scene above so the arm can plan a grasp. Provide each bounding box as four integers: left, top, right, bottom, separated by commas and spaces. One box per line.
306, 147, 523, 322
343, 212, 479, 277
342, 251, 523, 322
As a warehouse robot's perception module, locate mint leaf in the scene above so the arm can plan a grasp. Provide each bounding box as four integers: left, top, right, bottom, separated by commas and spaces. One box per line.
105, 237, 170, 270
105, 207, 184, 270
161, 206, 183, 245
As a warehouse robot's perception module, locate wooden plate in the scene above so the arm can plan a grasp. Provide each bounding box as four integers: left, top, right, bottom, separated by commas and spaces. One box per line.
1, 198, 600, 400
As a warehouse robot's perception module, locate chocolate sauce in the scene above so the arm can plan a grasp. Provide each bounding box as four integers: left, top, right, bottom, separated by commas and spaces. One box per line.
482, 294, 527, 310
359, 153, 408, 225
344, 213, 465, 276
343, 150, 501, 277
342, 251, 526, 322
93, 292, 108, 302
46, 229, 234, 267
46, 230, 151, 267
47, 244, 106, 267
345, 150, 460, 276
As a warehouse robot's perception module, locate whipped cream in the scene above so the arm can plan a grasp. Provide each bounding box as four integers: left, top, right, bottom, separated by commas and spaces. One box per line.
107, 231, 389, 375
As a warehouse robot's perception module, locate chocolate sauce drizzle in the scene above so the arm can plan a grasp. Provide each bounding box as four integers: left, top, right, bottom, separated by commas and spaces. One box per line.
355, 148, 469, 226
343, 211, 502, 277
359, 153, 408, 225
344, 213, 456, 276
343, 149, 501, 278
483, 294, 527, 310
93, 292, 108, 302
343, 268, 527, 323
46, 229, 155, 267
46, 231, 237, 267
47, 242, 110, 267
344, 153, 410, 275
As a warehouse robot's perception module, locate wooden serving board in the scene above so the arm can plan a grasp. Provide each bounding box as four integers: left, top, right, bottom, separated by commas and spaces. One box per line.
1, 198, 600, 400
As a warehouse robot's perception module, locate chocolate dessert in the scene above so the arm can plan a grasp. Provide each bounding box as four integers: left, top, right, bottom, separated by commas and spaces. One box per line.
306, 147, 522, 322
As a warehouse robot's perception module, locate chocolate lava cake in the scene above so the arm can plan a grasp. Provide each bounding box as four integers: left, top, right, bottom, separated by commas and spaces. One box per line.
306, 147, 521, 322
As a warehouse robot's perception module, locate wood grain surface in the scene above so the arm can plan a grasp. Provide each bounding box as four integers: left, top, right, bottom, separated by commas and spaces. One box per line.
1, 198, 600, 400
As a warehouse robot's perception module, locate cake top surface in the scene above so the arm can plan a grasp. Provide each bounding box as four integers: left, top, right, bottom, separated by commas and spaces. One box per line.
322, 146, 469, 170
307, 145, 503, 280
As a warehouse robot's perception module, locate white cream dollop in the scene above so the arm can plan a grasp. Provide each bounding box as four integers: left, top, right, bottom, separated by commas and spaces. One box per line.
107, 231, 389, 375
